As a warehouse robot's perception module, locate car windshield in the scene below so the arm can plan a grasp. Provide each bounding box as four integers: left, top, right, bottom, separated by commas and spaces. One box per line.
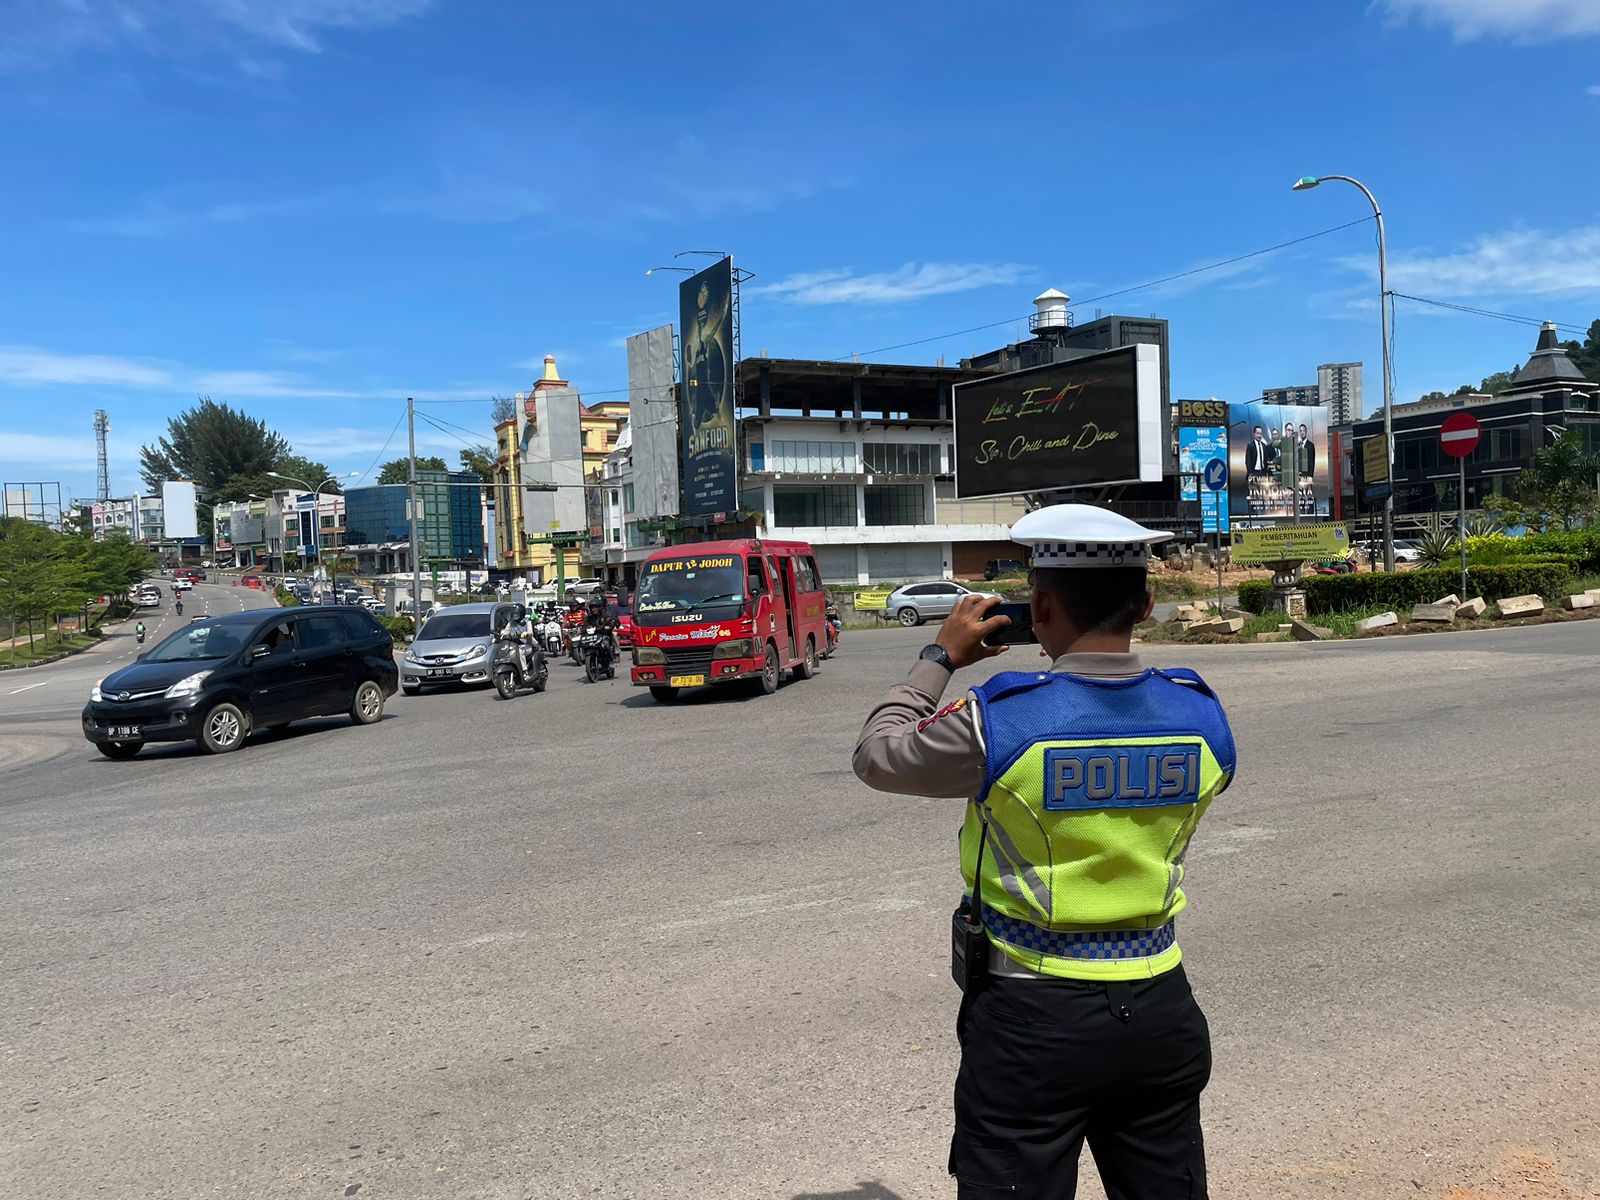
634, 555, 746, 612
143, 623, 247, 662
418, 612, 492, 640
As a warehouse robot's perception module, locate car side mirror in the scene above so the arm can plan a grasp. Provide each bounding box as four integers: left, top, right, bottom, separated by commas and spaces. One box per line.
250, 644, 272, 661
136, 652, 148, 662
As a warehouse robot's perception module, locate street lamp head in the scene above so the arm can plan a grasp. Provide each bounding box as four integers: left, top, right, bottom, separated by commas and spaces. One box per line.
1291, 176, 1321, 191
266, 471, 286, 479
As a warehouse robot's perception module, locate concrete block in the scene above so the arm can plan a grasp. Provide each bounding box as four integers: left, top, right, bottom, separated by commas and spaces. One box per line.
1169, 604, 1201, 624
1495, 594, 1545, 618
1354, 612, 1399, 634
1222, 607, 1252, 621
1190, 616, 1245, 635
1561, 593, 1597, 611
1290, 619, 1333, 641
1410, 602, 1458, 623
1585, 588, 1600, 601
1496, 594, 1545, 618
1455, 597, 1488, 619
1433, 594, 1461, 607
1254, 631, 1290, 642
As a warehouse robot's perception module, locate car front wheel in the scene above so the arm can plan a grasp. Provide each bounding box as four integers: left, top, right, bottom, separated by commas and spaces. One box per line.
97, 740, 142, 760
198, 702, 249, 754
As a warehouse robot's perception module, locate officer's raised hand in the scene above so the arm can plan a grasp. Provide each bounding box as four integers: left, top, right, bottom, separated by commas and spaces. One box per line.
934, 593, 1011, 670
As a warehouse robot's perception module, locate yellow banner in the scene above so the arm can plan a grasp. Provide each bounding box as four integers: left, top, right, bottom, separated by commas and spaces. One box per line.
1361, 437, 1388, 484
1231, 523, 1351, 563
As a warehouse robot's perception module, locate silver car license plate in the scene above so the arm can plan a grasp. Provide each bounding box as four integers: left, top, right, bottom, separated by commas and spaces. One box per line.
427, 668, 448, 677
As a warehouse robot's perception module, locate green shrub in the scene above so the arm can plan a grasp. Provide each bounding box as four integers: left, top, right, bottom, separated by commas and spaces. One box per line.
1301, 562, 1574, 614
1150, 574, 1211, 601
274, 586, 300, 607
376, 615, 414, 640
1237, 580, 1273, 613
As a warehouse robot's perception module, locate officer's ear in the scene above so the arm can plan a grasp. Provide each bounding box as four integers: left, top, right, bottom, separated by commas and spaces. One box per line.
1137, 589, 1155, 624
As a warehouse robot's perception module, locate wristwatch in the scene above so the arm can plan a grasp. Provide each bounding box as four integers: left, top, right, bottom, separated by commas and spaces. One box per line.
918, 644, 954, 672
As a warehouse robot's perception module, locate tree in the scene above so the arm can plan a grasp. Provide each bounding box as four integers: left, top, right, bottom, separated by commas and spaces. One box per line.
458, 446, 496, 504
139, 398, 289, 495
491, 394, 518, 425
224, 453, 337, 502
1484, 429, 1600, 532
377, 456, 445, 484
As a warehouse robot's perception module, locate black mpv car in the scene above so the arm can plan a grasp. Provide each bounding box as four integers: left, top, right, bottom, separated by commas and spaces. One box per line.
83, 607, 398, 759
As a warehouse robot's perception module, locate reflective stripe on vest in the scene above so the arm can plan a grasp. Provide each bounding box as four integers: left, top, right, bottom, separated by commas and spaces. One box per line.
962, 668, 1236, 982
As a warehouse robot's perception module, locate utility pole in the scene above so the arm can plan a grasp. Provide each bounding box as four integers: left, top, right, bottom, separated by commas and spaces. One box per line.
407, 397, 422, 622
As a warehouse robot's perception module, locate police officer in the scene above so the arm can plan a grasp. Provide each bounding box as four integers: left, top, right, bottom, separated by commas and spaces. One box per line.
853, 504, 1237, 1199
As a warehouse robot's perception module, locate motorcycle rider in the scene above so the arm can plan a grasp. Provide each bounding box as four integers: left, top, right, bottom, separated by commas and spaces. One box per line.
135, 620, 146, 643
175, 596, 183, 616
584, 593, 618, 672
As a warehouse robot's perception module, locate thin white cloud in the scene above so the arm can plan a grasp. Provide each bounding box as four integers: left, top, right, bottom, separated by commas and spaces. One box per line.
0, 346, 172, 387
1, 0, 434, 75
751, 262, 1031, 306
1588, 83, 1600, 95
1376, 0, 1600, 41
190, 369, 368, 398
1344, 223, 1600, 297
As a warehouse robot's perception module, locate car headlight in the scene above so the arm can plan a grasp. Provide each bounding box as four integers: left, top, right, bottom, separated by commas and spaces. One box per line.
466, 643, 489, 659
634, 647, 664, 665
164, 669, 213, 699
91, 678, 105, 702
712, 639, 754, 660
403, 648, 419, 662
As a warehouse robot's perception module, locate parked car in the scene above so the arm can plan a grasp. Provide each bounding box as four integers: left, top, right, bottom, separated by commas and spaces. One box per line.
1392, 539, 1424, 563
566, 579, 605, 597
984, 558, 1028, 581
241, 574, 262, 589
400, 602, 524, 694
82, 606, 397, 759
883, 580, 1004, 627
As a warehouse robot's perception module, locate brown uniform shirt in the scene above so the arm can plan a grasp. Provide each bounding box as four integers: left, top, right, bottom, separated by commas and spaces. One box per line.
851, 651, 1146, 798
853, 649, 1147, 977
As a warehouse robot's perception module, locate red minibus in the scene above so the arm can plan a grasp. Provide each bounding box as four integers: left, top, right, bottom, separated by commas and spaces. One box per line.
630, 538, 828, 703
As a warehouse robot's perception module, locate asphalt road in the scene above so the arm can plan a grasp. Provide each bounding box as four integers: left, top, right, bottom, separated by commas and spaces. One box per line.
2, 616, 1597, 1200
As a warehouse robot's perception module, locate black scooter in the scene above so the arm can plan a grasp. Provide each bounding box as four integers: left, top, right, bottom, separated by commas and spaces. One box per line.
491, 621, 548, 700
578, 625, 616, 683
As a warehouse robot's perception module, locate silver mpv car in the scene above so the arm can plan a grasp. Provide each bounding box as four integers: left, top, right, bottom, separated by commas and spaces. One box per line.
401, 602, 522, 693
883, 581, 1003, 627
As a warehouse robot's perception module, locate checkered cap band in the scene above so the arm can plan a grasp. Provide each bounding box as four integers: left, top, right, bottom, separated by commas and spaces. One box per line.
1027, 541, 1149, 569
985, 911, 1177, 962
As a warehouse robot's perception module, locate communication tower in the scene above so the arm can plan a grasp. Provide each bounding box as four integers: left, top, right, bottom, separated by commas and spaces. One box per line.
93, 409, 111, 502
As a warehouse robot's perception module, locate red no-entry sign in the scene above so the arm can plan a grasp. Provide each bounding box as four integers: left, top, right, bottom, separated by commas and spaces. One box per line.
1440, 412, 1481, 459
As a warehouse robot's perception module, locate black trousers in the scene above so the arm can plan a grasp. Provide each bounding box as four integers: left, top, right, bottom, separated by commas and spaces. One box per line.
950, 965, 1211, 1199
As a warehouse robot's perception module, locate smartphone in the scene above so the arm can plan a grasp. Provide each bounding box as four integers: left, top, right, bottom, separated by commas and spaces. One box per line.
983, 602, 1037, 646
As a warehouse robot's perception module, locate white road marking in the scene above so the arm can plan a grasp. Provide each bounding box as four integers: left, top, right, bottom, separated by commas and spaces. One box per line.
8, 681, 49, 695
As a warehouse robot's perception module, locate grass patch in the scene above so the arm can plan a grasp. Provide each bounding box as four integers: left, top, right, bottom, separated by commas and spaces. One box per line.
0, 631, 100, 666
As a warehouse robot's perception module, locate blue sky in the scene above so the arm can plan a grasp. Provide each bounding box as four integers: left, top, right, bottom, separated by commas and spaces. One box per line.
3, 0, 1599, 504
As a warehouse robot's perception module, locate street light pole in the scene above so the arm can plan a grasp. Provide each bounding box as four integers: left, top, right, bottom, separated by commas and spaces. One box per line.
408, 397, 422, 623
1293, 174, 1395, 572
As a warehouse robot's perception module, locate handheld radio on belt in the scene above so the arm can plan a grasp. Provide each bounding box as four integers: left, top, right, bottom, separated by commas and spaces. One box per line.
951, 815, 991, 993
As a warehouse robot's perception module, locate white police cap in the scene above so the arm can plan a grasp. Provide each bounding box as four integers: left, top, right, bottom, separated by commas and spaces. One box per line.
1010, 504, 1173, 570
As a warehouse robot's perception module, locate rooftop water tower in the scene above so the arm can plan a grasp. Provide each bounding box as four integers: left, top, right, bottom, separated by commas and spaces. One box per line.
1028, 289, 1072, 342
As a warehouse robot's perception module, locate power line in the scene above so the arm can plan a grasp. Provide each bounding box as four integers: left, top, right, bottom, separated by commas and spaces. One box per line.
1389, 292, 1590, 333
349, 406, 407, 485
833, 216, 1376, 362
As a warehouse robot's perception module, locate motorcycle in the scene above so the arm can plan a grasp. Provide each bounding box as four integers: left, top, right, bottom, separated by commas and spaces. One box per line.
175, 599, 183, 616
536, 615, 565, 656
823, 602, 841, 658
577, 624, 616, 683
491, 622, 548, 700
136, 628, 146, 644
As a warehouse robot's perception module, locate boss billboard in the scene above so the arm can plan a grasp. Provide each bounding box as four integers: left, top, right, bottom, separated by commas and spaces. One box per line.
679, 259, 736, 517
